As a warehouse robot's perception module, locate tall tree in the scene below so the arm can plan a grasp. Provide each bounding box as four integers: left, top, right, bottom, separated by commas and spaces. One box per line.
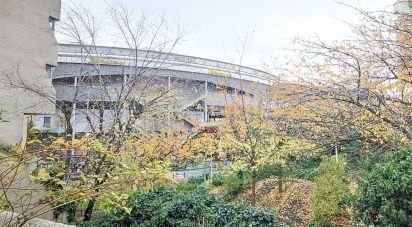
272, 6, 412, 153
218, 99, 286, 206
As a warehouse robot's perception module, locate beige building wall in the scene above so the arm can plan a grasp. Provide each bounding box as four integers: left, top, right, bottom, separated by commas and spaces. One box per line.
0, 0, 61, 145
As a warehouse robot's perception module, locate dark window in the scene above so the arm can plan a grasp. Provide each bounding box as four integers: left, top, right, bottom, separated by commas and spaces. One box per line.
49, 17, 57, 30
46, 64, 55, 78
43, 117, 51, 128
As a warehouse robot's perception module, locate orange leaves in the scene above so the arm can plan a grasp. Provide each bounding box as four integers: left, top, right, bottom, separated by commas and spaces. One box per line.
124, 125, 217, 165
218, 100, 296, 168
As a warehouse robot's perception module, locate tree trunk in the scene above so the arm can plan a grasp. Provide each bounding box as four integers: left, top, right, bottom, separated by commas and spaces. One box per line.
98, 106, 104, 133
251, 169, 257, 206
64, 114, 73, 136
278, 164, 283, 193
83, 198, 96, 221
60, 105, 73, 136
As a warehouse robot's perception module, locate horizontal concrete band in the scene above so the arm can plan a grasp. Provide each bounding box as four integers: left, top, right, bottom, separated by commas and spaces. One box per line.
58, 44, 274, 85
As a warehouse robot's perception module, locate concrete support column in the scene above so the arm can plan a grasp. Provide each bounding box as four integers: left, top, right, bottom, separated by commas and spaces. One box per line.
71, 76, 78, 149
86, 89, 90, 111
123, 74, 127, 87
168, 76, 171, 90
204, 81, 208, 122
168, 76, 171, 123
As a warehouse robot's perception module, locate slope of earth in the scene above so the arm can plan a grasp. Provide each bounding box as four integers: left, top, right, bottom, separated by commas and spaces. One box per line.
236, 178, 314, 226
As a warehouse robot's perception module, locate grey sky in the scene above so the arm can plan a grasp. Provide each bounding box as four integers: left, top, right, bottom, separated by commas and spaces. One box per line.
62, 0, 395, 69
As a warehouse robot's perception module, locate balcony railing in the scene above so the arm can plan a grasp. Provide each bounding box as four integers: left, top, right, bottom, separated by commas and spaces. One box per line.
58, 44, 274, 84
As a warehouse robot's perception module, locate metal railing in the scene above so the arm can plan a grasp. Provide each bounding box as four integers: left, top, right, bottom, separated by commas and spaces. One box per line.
58, 44, 274, 84
170, 161, 231, 181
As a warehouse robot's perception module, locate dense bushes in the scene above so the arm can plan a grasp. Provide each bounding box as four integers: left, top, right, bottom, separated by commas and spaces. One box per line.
174, 175, 205, 191
256, 164, 279, 180
186, 175, 206, 185
311, 157, 349, 226
288, 157, 320, 181
212, 171, 252, 201
353, 149, 412, 226
0, 142, 14, 154
80, 187, 279, 227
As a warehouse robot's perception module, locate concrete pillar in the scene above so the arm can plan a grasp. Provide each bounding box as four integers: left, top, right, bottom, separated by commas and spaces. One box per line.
71, 77, 77, 155
167, 76, 171, 123
168, 76, 171, 90
204, 81, 208, 122
123, 74, 127, 87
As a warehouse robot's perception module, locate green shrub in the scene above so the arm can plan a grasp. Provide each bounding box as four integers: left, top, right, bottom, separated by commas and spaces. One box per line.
0, 142, 14, 154
79, 187, 280, 227
187, 175, 205, 185
352, 149, 412, 226
256, 164, 279, 180
211, 167, 276, 201
174, 175, 206, 192
211, 174, 224, 186
221, 171, 251, 201
288, 157, 320, 181
312, 156, 349, 226
208, 171, 251, 201
175, 182, 200, 192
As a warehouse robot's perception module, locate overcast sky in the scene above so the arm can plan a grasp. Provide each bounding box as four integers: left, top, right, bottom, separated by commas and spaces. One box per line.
62, 0, 395, 70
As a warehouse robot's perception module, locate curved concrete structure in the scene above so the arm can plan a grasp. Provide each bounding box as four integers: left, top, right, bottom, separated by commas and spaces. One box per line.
394, 0, 412, 15
32, 44, 273, 134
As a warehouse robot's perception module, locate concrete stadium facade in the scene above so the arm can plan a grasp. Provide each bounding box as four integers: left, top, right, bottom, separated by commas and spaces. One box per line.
31, 44, 273, 135
394, 0, 412, 15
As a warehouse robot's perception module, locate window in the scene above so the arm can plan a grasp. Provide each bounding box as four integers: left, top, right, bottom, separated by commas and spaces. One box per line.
46, 64, 55, 78
43, 117, 51, 128
49, 17, 57, 31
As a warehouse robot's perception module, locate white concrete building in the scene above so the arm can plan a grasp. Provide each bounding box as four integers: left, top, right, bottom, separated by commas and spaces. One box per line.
32, 44, 273, 136
0, 0, 61, 146
394, 0, 412, 14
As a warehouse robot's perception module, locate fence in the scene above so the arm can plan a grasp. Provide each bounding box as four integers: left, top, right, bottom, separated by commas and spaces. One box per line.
170, 161, 231, 181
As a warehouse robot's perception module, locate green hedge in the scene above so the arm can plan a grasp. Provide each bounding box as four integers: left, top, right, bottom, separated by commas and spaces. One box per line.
353, 149, 412, 226
79, 187, 280, 227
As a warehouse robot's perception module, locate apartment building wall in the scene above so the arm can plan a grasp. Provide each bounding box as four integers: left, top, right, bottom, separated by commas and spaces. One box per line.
0, 0, 61, 145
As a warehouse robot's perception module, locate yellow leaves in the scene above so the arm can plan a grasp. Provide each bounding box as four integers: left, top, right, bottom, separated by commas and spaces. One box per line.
47, 137, 71, 152
37, 168, 50, 179
13, 145, 23, 154
96, 192, 131, 215
30, 168, 51, 182
218, 101, 300, 171
123, 207, 132, 215
72, 136, 108, 155
56, 172, 65, 177
26, 126, 213, 209
236, 178, 314, 226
